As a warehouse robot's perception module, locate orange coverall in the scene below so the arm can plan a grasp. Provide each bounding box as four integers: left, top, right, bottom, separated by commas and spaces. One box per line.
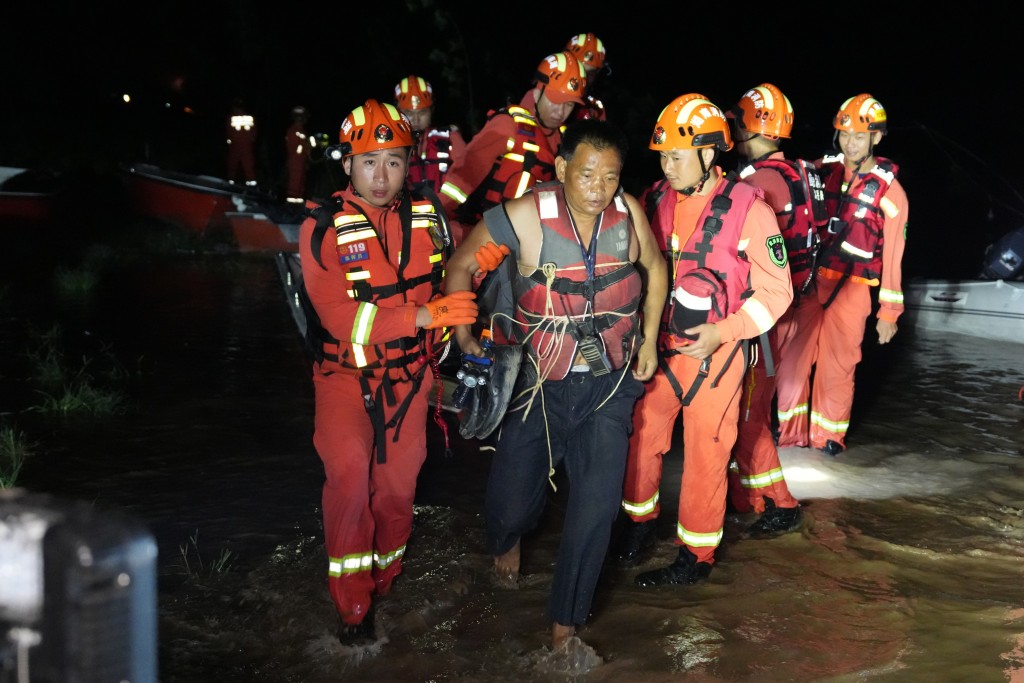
284, 120, 308, 202
226, 111, 257, 185
775, 171, 908, 449
299, 188, 439, 626
728, 152, 801, 514
623, 174, 794, 564
439, 90, 562, 243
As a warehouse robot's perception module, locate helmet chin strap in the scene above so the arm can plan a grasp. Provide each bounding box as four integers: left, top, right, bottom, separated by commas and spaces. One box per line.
680, 150, 715, 196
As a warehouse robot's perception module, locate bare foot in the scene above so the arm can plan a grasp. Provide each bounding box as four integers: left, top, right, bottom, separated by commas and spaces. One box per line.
552, 622, 575, 650
492, 541, 520, 588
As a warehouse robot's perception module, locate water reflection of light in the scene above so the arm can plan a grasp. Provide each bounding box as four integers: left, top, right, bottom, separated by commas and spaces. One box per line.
782, 466, 832, 483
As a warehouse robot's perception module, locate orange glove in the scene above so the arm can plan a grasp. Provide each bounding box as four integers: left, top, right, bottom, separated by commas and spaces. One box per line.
423, 290, 478, 329
474, 242, 511, 274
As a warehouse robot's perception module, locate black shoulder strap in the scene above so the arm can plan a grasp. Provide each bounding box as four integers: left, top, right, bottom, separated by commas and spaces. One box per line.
307, 197, 344, 271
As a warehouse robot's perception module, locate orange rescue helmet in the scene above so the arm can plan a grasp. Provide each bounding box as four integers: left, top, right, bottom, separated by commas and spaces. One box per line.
338, 99, 414, 158
834, 93, 887, 134
730, 83, 794, 139
565, 33, 606, 71
650, 93, 733, 152
394, 75, 434, 111
533, 51, 587, 105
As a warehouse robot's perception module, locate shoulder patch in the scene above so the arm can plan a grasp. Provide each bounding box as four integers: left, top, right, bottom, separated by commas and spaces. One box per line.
766, 234, 788, 268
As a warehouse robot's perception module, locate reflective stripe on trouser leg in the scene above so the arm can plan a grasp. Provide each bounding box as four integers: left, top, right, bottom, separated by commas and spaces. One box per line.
677, 346, 746, 564
774, 294, 821, 448
810, 279, 870, 449
313, 369, 429, 623
623, 359, 685, 522
731, 328, 798, 512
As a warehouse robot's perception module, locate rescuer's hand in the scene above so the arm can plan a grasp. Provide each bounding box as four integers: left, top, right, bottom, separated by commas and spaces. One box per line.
420, 291, 478, 329
473, 242, 511, 274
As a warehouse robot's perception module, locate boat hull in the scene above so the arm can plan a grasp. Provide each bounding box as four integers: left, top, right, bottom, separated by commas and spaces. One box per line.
904, 278, 1024, 344
120, 163, 246, 234
228, 212, 300, 253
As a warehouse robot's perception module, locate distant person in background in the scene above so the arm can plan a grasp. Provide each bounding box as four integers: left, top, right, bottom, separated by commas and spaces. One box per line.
284, 105, 309, 203
226, 98, 257, 186
564, 32, 608, 121
439, 51, 587, 243
616, 93, 793, 584
394, 75, 465, 196
723, 83, 812, 537
298, 98, 475, 646
774, 93, 909, 456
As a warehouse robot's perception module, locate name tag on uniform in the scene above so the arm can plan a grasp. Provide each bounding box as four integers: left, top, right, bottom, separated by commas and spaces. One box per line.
339, 241, 370, 264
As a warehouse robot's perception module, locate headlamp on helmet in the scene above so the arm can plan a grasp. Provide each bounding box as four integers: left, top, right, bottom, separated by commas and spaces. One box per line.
336, 99, 414, 159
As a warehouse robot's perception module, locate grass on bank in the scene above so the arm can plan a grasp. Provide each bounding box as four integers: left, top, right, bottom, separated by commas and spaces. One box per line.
26, 324, 132, 416
178, 529, 236, 578
0, 425, 35, 489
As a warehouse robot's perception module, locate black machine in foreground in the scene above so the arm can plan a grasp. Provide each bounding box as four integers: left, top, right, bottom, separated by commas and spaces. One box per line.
0, 489, 157, 683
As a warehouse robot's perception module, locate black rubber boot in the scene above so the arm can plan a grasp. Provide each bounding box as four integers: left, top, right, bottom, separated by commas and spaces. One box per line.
614, 519, 657, 567
337, 608, 376, 646
634, 546, 712, 587
746, 496, 804, 539
821, 440, 844, 457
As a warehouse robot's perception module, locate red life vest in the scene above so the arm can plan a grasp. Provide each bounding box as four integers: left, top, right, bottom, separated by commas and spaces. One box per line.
305, 192, 448, 381
649, 178, 761, 350
512, 182, 642, 380
737, 157, 828, 292
818, 155, 898, 281
408, 126, 458, 194
456, 106, 561, 226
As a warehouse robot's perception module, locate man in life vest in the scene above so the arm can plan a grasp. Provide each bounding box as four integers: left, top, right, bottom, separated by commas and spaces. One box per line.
439, 51, 587, 243
774, 94, 908, 456
443, 119, 667, 652
616, 94, 794, 585
226, 98, 258, 186
564, 32, 608, 122
298, 98, 478, 645
283, 105, 309, 203
394, 74, 466, 196
721, 83, 817, 537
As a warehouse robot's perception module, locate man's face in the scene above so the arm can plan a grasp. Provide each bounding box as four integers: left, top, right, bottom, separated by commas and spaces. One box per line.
837, 130, 880, 165
342, 148, 409, 208
729, 119, 755, 158
400, 107, 432, 134
659, 147, 709, 193
556, 142, 622, 219
535, 89, 576, 130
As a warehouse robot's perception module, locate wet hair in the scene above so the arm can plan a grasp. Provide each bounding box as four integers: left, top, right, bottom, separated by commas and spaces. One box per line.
557, 119, 629, 164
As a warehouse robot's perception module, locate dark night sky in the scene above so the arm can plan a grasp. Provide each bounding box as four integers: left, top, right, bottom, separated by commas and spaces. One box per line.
4, 1, 1021, 276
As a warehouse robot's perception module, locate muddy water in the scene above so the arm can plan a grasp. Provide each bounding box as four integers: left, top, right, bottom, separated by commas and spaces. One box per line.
4, 253, 1024, 682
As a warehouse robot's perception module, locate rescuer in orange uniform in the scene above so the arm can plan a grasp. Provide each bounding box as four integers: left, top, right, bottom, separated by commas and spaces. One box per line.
283, 105, 309, 203
439, 51, 586, 243
393, 74, 466, 195
616, 94, 794, 584
564, 32, 608, 122
723, 83, 816, 536
226, 98, 257, 186
774, 94, 908, 456
298, 98, 478, 645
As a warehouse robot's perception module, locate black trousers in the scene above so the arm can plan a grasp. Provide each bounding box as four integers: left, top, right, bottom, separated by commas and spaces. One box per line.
485, 367, 644, 626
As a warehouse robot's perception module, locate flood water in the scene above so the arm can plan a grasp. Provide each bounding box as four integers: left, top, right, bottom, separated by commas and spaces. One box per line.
2, 237, 1023, 682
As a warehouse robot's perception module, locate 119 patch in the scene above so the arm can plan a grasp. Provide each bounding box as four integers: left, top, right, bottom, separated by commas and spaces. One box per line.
766, 234, 788, 268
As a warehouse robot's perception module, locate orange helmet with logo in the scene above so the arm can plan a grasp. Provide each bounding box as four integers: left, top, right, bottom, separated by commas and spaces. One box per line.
565, 33, 606, 71
650, 93, 732, 152
834, 93, 887, 134
394, 75, 434, 111
533, 51, 587, 105
338, 99, 414, 158
730, 83, 794, 139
